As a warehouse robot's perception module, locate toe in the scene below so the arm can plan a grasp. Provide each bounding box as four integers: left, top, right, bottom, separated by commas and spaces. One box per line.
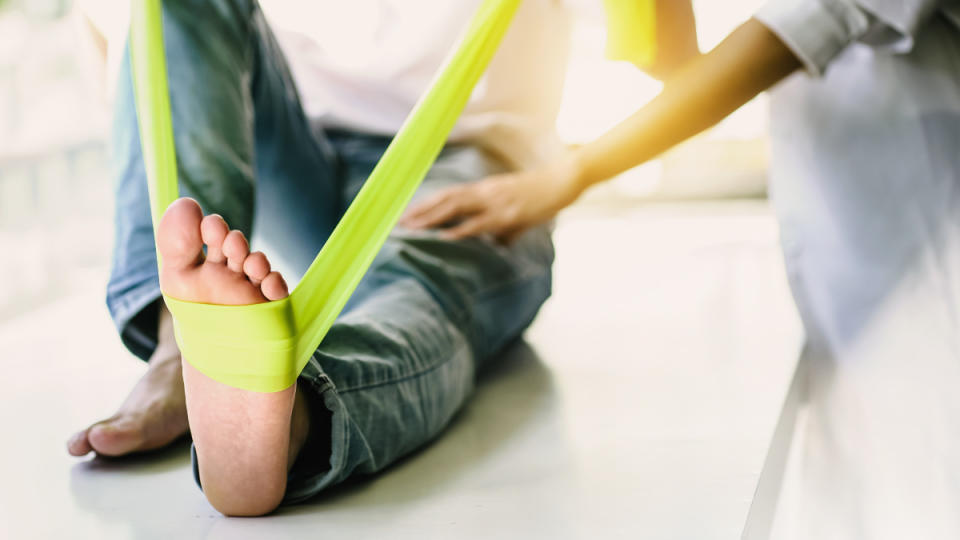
222, 230, 250, 273
260, 271, 289, 301
157, 198, 205, 270
242, 251, 270, 286
87, 419, 144, 457
201, 214, 229, 264
67, 429, 93, 457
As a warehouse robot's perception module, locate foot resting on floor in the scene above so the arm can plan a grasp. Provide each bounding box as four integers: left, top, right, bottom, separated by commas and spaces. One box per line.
66, 341, 188, 458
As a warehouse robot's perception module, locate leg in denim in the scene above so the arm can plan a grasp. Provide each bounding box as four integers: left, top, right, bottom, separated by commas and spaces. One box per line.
105, 0, 554, 503
107, 0, 340, 359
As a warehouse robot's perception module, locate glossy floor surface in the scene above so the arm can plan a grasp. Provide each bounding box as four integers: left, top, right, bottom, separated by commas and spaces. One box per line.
0, 201, 802, 539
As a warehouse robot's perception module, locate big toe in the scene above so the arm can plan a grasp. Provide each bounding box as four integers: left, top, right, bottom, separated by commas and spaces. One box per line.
86, 419, 144, 457
67, 429, 94, 457
157, 197, 205, 271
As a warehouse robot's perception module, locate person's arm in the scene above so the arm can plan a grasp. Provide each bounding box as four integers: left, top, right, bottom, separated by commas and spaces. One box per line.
573, 0, 950, 184
401, 18, 800, 241
643, 0, 700, 80
403, 0, 949, 242
571, 18, 797, 193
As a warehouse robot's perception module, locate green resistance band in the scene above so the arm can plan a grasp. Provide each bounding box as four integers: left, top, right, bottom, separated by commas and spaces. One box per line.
603, 0, 657, 68
129, 0, 522, 392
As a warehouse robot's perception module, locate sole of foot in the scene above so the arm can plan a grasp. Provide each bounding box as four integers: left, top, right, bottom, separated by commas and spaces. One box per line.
158, 197, 297, 517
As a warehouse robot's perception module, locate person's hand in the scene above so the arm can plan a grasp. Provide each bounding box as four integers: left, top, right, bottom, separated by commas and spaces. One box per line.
400, 157, 584, 243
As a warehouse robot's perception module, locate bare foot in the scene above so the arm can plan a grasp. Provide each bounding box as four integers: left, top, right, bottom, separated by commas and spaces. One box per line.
66, 349, 187, 457
157, 197, 305, 517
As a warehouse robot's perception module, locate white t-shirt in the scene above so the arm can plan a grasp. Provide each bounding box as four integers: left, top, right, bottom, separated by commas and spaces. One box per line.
79, 0, 572, 170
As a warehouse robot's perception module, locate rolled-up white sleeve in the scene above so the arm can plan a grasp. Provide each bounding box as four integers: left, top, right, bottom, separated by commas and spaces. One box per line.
755, 0, 945, 76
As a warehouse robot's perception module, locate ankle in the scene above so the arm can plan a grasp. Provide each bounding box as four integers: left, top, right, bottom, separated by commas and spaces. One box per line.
148, 353, 182, 374
287, 383, 312, 468
149, 303, 181, 366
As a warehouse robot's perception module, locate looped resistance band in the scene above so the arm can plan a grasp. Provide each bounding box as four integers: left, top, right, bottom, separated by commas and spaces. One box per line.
130, 0, 522, 392
130, 0, 655, 393
603, 0, 657, 67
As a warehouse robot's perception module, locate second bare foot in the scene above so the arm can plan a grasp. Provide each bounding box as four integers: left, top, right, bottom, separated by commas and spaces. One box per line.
67, 353, 188, 458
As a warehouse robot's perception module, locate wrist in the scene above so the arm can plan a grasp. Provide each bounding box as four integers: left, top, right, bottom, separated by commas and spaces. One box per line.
555, 149, 590, 198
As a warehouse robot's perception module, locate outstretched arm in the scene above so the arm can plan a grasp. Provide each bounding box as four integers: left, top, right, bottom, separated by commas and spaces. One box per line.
401, 18, 800, 242
572, 18, 799, 190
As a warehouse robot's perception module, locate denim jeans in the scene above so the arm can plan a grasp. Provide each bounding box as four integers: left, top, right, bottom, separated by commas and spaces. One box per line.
106, 0, 554, 503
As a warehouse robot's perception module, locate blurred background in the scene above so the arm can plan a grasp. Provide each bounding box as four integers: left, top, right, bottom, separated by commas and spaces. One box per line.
0, 0, 767, 323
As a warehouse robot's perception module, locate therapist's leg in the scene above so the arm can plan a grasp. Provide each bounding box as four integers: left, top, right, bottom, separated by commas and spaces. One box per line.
67, 0, 339, 458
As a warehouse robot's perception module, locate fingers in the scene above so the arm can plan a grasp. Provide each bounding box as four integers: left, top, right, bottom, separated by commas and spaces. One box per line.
499, 227, 527, 246
400, 193, 445, 227
440, 216, 496, 240
401, 187, 483, 229
441, 219, 531, 244
400, 198, 434, 226
401, 194, 460, 229
400, 179, 533, 241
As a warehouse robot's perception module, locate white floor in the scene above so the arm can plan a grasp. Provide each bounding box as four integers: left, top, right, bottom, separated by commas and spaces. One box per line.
0, 200, 802, 540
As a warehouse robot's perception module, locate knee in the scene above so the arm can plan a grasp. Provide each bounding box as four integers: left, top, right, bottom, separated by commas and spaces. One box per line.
162, 0, 254, 17
158, 0, 257, 47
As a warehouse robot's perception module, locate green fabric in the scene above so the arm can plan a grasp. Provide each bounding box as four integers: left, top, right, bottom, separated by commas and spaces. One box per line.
129, 0, 522, 392
603, 0, 657, 67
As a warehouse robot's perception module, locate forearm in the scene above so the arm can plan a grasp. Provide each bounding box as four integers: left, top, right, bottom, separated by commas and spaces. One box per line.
569, 18, 801, 192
